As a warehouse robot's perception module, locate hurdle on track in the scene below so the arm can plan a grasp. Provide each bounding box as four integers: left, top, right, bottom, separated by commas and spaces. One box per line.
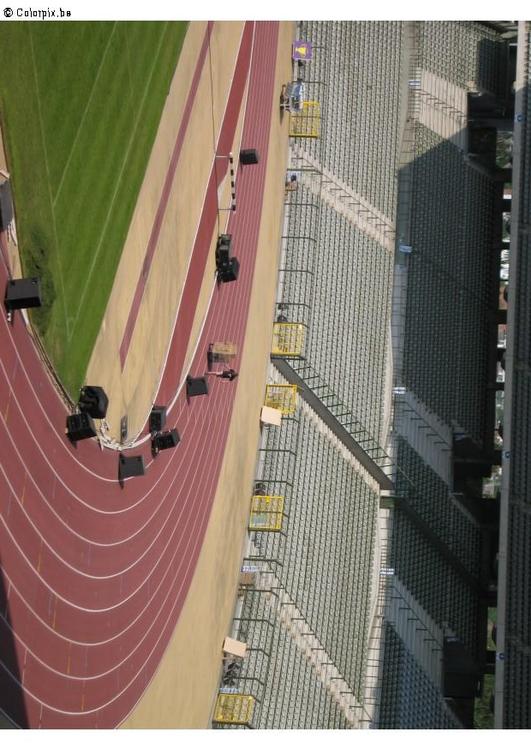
216, 152, 237, 212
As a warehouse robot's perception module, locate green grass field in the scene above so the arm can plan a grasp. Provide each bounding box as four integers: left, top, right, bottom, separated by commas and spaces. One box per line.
0, 21, 188, 395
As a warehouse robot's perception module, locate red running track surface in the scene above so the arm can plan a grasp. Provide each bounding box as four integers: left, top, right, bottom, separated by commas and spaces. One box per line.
0, 21, 279, 728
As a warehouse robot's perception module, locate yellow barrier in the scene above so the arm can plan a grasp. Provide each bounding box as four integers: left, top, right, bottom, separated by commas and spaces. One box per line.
214, 693, 255, 725
289, 101, 321, 138
264, 384, 298, 415
249, 495, 285, 531
271, 322, 305, 357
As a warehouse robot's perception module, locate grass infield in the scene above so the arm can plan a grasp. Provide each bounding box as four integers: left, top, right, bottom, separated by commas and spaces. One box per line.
0, 21, 188, 395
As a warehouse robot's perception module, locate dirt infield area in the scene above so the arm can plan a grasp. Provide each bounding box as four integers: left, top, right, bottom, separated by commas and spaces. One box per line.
78, 21, 294, 727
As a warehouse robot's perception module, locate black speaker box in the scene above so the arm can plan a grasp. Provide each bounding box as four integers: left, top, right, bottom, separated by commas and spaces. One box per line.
5, 277, 42, 311
0, 179, 13, 231
119, 454, 145, 479
240, 148, 259, 165
66, 412, 97, 441
216, 234, 232, 267
78, 386, 109, 419
154, 428, 180, 451
216, 249, 230, 267
218, 257, 240, 283
150, 405, 167, 433
186, 376, 209, 397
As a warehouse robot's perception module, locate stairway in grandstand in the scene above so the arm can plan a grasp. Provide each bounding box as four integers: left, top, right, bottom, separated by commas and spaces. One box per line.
290, 145, 395, 252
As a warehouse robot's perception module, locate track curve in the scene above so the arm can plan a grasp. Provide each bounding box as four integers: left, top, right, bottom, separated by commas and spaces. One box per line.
0, 21, 279, 728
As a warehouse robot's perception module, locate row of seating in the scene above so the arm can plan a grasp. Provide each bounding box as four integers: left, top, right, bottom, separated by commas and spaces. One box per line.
418, 21, 509, 98
252, 405, 379, 695
378, 623, 461, 728
290, 359, 393, 472
280, 194, 394, 439
255, 606, 350, 728
396, 438, 482, 577
297, 20, 404, 220
506, 507, 531, 647
504, 508, 531, 729
503, 642, 531, 728
260, 21, 454, 727
402, 122, 498, 444
218, 394, 379, 727
387, 507, 480, 656
277, 182, 320, 331
307, 206, 393, 439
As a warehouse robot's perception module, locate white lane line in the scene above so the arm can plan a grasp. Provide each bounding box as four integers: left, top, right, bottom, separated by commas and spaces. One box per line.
0, 392, 229, 700
0, 381, 220, 611
0, 385, 229, 663
0, 302, 208, 506
0, 345, 193, 512
0, 463, 224, 712
0, 391, 214, 573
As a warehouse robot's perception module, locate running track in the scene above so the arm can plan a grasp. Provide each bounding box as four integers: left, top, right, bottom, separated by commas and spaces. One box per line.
0, 21, 279, 728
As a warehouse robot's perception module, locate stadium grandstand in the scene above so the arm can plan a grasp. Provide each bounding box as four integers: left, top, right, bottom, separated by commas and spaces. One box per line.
214, 20, 522, 730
